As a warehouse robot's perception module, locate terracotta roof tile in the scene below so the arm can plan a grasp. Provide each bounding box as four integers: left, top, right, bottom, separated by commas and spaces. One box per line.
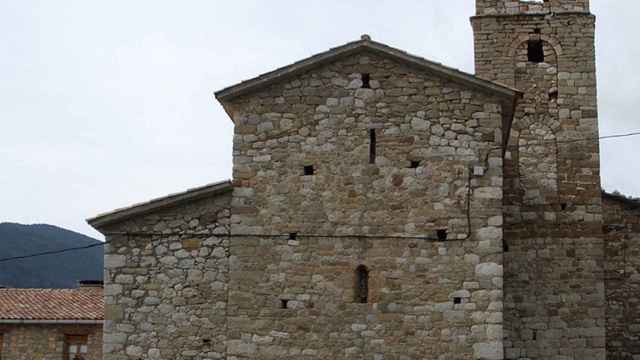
0, 288, 103, 321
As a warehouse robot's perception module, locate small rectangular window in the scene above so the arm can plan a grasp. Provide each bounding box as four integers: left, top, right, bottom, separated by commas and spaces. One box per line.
355, 265, 369, 304
410, 160, 421, 169
437, 229, 448, 241
280, 299, 289, 309
303, 165, 314, 176
528, 40, 544, 63
64, 335, 88, 360
361, 73, 371, 89
369, 129, 376, 164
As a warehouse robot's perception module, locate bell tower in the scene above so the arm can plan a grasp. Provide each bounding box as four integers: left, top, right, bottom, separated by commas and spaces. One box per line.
472, 1, 605, 359
476, 0, 590, 16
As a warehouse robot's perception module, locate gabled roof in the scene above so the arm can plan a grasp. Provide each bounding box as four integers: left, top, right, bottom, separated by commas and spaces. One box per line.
215, 34, 521, 102
0, 288, 103, 322
87, 180, 233, 230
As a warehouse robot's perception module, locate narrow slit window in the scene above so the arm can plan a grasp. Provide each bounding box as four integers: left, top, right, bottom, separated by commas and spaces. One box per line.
369, 129, 376, 164
280, 299, 289, 309
303, 165, 315, 176
549, 89, 558, 101
528, 40, 544, 63
362, 73, 371, 89
355, 265, 369, 304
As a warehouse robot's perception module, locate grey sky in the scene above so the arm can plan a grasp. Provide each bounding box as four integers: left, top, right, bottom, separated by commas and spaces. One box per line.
1, 1, 638, 239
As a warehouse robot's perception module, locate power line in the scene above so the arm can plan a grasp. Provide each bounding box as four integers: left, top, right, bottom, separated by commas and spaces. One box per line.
600, 131, 640, 141
1, 130, 638, 265
105, 232, 444, 240
0, 242, 106, 264
0, 232, 449, 264
512, 130, 640, 147
482, 130, 640, 164
4, 226, 638, 264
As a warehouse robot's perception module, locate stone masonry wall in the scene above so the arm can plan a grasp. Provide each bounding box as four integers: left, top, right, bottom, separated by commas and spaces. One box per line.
101, 191, 232, 360
603, 196, 640, 359
221, 52, 510, 359
227, 235, 503, 360
473, 1, 606, 359
473, 3, 601, 225
225, 53, 507, 240
476, 0, 590, 16
99, 50, 515, 359
502, 236, 605, 359
102, 196, 505, 360
0, 324, 102, 360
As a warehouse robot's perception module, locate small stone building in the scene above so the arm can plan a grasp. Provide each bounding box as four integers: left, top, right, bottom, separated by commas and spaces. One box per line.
89, 0, 639, 359
0, 283, 104, 360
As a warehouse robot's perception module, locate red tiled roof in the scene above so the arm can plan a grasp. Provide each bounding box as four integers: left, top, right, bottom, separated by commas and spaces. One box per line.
0, 288, 103, 321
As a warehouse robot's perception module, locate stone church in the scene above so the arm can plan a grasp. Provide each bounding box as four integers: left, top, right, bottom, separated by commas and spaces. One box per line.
89, 0, 639, 359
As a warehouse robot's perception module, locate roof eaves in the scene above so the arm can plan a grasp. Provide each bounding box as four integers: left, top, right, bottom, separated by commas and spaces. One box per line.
214, 39, 365, 101
87, 180, 233, 230
214, 37, 521, 103
363, 40, 521, 99
603, 190, 640, 209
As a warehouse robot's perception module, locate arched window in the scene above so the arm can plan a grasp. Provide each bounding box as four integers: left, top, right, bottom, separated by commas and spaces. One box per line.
355, 265, 369, 303
512, 37, 560, 207
518, 121, 558, 205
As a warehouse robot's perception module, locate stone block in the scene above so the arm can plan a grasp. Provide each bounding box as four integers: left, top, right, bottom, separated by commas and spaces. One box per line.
473, 341, 503, 360
105, 255, 126, 269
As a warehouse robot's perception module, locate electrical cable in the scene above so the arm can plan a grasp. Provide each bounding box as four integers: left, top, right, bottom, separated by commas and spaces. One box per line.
0, 242, 106, 263
1, 130, 639, 264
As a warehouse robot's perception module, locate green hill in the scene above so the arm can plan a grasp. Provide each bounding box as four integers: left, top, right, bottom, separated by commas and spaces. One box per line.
0, 223, 103, 288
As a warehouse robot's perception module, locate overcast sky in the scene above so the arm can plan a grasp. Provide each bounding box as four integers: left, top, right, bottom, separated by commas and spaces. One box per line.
1, 1, 638, 239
